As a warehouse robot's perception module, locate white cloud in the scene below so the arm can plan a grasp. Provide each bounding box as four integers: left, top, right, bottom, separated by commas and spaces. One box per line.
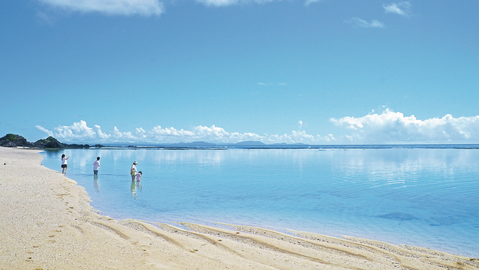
37, 0, 328, 14
36, 121, 335, 144
38, 0, 164, 16
384, 2, 411, 16
345, 17, 385, 28
195, 0, 239, 7
331, 109, 479, 143
93, 125, 111, 139
35, 125, 53, 137
258, 82, 288, 86
36, 11, 56, 25
37, 0, 326, 15
304, 0, 322, 7
195, 0, 277, 7
39, 120, 111, 141
36, 110, 479, 145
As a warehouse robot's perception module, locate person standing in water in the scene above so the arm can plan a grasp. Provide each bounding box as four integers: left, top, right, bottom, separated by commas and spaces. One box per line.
130, 161, 138, 181
135, 171, 142, 182
61, 154, 70, 174
93, 156, 101, 176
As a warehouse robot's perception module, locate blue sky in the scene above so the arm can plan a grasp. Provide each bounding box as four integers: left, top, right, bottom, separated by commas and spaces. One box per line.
1, 0, 478, 144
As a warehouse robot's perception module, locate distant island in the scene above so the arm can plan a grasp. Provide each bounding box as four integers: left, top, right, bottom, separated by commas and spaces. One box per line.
2, 133, 479, 150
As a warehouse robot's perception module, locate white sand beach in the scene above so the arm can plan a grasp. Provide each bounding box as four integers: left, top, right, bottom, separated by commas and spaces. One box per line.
1, 147, 478, 269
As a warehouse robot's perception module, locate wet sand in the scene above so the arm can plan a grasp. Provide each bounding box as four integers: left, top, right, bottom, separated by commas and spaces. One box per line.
1, 147, 478, 269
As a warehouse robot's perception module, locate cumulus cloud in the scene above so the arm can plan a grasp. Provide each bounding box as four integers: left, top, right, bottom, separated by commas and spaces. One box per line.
35, 125, 54, 137
345, 17, 385, 28
38, 0, 164, 16
36, 120, 111, 141
331, 109, 479, 143
36, 110, 479, 145
36, 121, 336, 144
384, 2, 411, 16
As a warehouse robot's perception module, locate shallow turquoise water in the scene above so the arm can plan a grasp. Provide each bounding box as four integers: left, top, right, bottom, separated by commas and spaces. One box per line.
41, 148, 479, 257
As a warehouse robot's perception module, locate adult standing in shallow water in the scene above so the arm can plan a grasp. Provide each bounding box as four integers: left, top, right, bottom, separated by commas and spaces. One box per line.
130, 161, 137, 181
61, 154, 70, 174
93, 156, 100, 176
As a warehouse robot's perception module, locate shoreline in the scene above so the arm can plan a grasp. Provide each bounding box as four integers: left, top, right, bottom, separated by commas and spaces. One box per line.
1, 147, 478, 269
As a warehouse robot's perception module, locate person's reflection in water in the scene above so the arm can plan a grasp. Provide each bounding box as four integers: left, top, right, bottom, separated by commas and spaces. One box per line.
93, 175, 100, 192
131, 180, 137, 199
134, 171, 142, 194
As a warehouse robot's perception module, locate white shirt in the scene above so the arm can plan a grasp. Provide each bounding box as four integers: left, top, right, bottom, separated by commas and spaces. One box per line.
93, 160, 100, 170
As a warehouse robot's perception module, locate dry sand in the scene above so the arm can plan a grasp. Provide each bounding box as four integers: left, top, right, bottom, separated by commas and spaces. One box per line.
1, 147, 478, 270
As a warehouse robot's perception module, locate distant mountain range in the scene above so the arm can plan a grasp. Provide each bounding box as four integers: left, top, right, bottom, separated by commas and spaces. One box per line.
0, 134, 280, 149
137, 140, 311, 149
0, 134, 311, 149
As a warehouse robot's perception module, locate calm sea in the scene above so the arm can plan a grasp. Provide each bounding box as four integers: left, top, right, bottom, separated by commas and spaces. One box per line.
41, 148, 479, 257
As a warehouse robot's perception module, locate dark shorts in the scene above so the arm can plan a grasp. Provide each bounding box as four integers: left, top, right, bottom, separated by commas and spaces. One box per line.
61, 164, 67, 168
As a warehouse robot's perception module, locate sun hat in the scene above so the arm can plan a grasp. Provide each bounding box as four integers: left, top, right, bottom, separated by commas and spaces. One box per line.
133, 161, 138, 164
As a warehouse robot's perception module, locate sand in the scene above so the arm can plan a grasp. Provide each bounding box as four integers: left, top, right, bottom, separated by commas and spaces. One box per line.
1, 147, 478, 270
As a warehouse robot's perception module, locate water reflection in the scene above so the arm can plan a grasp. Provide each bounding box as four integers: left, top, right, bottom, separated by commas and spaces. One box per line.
43, 148, 479, 170
130, 179, 142, 199
131, 181, 137, 199
93, 175, 100, 192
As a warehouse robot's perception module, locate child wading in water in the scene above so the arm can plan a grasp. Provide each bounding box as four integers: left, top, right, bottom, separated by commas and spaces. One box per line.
135, 171, 142, 182
61, 154, 70, 174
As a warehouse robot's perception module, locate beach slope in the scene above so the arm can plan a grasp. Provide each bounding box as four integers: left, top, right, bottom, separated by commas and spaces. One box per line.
0, 147, 477, 269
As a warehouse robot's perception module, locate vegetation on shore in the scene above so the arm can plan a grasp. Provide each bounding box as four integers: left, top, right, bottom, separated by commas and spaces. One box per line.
0, 134, 100, 149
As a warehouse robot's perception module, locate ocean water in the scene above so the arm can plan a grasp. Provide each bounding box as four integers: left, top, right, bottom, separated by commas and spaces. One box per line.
41, 148, 479, 257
